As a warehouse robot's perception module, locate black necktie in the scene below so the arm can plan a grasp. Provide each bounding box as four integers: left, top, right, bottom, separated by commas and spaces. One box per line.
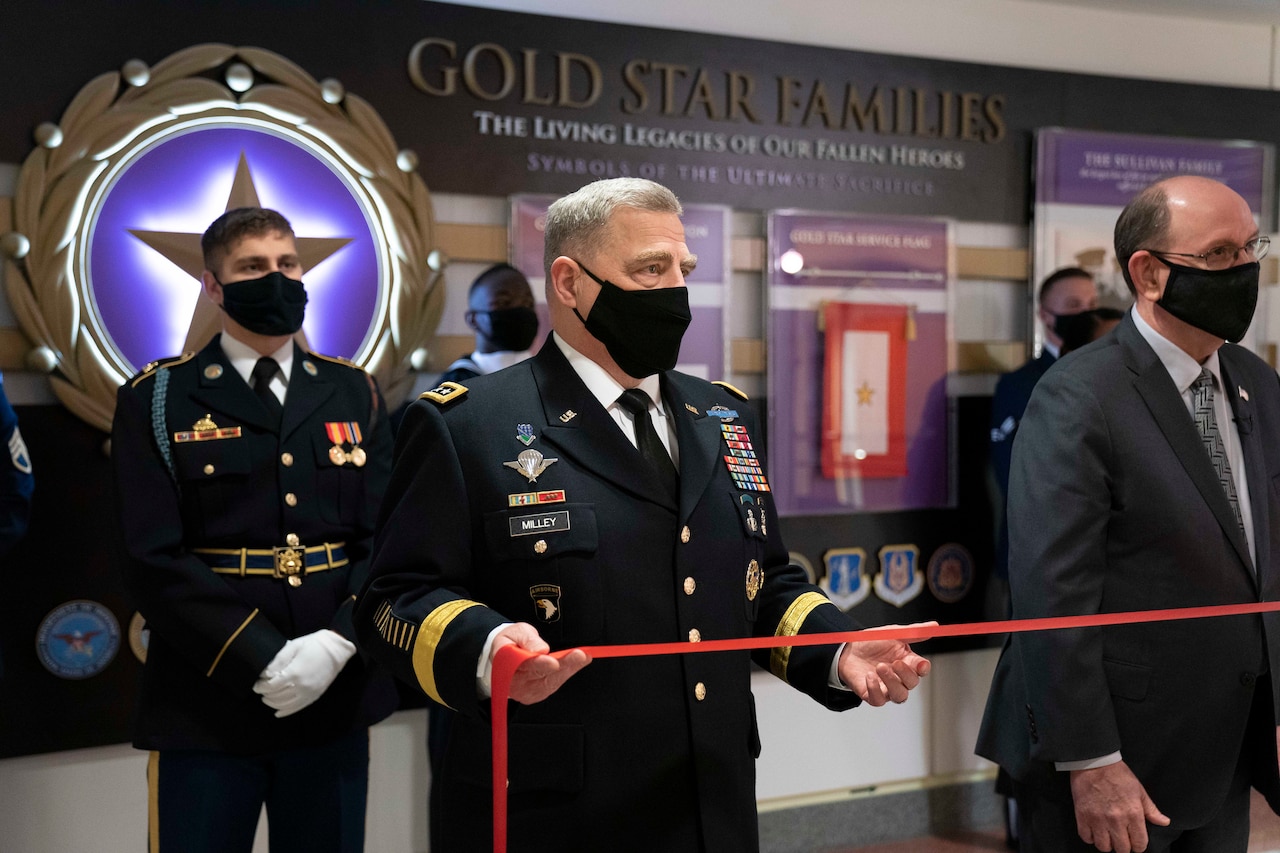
251, 357, 283, 424
617, 388, 678, 501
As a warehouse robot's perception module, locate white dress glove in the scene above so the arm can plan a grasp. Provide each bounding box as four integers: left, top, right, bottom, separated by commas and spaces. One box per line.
252, 629, 356, 718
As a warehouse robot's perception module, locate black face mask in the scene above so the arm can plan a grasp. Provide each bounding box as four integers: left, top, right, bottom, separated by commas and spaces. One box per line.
474, 306, 539, 352
1051, 309, 1096, 350
218, 271, 308, 336
1154, 257, 1258, 344
572, 262, 692, 378
1053, 307, 1125, 353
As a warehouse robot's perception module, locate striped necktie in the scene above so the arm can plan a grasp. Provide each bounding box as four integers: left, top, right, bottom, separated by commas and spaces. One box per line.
1191, 369, 1245, 537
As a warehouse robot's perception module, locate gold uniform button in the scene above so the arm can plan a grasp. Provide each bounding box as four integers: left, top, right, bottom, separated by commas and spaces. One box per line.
683, 577, 696, 595
534, 539, 548, 554
281, 452, 294, 467
694, 682, 707, 701
688, 628, 701, 643
285, 492, 298, 507
680, 526, 691, 544
202, 464, 215, 475
286, 533, 300, 547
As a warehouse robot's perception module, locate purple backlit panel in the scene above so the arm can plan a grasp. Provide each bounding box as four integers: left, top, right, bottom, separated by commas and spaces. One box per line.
89, 126, 382, 370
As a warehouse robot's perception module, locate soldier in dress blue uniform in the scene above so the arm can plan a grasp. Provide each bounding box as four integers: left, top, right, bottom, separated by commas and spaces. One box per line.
0, 371, 33, 558
111, 208, 397, 853
356, 178, 932, 852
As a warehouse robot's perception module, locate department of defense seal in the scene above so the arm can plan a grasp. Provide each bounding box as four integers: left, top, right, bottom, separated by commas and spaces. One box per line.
36, 600, 121, 679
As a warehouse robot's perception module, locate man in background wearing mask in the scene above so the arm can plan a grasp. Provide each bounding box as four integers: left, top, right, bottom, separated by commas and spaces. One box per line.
977, 175, 1280, 852
440, 262, 539, 384
355, 177, 931, 851
989, 266, 1098, 594
111, 207, 396, 852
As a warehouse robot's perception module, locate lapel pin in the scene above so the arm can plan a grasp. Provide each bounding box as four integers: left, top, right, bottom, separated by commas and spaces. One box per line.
559, 409, 578, 423
203, 364, 224, 380
517, 423, 536, 445
1240, 386, 1249, 401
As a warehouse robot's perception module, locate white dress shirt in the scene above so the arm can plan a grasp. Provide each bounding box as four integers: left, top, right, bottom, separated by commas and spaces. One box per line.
219, 333, 292, 405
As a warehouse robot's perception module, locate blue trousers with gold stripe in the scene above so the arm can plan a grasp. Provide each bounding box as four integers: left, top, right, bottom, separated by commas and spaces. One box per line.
146, 729, 368, 853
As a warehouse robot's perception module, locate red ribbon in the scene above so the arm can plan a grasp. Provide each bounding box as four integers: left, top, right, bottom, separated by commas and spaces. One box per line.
490, 599, 1280, 851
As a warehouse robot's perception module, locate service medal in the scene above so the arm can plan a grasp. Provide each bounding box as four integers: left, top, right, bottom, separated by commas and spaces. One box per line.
745, 559, 763, 601
350, 446, 367, 467
324, 422, 365, 467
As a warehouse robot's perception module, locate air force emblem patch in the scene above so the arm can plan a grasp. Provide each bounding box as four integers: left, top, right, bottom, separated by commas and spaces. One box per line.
874, 544, 922, 607
821, 547, 871, 610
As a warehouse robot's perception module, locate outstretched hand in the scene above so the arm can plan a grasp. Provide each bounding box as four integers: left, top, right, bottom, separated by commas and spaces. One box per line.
494, 622, 591, 705
837, 622, 934, 706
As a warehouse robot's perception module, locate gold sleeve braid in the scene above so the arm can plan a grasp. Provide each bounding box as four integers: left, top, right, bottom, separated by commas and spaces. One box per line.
373, 600, 417, 651
411, 599, 485, 707
206, 609, 259, 677
768, 592, 837, 682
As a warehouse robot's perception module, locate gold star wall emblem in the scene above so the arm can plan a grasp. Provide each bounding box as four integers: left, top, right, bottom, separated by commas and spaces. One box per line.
856, 381, 875, 405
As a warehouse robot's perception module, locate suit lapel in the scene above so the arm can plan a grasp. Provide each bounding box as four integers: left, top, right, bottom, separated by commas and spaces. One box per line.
281, 346, 335, 442
188, 337, 276, 432
663, 372, 722, 523
1123, 320, 1254, 574
532, 343, 676, 510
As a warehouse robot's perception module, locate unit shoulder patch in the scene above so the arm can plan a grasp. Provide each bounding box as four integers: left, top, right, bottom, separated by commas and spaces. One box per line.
130, 352, 196, 387
420, 381, 469, 405
712, 380, 749, 401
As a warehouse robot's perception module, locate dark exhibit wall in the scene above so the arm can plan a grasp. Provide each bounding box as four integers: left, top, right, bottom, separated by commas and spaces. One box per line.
1, 0, 1275, 757
0, 407, 133, 754
6, 1, 1280, 221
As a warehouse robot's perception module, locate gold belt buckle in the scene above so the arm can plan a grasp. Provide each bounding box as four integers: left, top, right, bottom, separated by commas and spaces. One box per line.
273, 544, 307, 587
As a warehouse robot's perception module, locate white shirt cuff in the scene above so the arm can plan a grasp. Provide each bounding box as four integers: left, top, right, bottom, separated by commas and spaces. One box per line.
477, 623, 512, 699
1056, 752, 1122, 771
828, 643, 851, 691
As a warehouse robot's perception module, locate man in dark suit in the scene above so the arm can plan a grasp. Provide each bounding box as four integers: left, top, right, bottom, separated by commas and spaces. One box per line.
988, 266, 1098, 586
356, 177, 932, 852
111, 207, 397, 852
977, 176, 1280, 853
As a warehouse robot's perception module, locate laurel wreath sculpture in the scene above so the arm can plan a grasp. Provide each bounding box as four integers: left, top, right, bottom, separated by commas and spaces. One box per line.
3, 44, 445, 433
